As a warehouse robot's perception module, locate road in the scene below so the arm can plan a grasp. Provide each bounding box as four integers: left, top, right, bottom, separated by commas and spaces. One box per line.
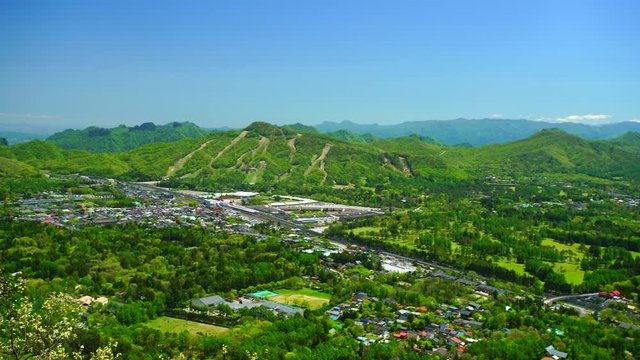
543, 293, 599, 316
544, 293, 599, 305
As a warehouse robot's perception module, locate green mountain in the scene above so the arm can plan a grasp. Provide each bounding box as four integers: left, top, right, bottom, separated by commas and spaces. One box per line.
466, 129, 640, 179
610, 131, 640, 150
2, 124, 639, 190
326, 130, 377, 143
314, 119, 640, 145
47, 121, 209, 152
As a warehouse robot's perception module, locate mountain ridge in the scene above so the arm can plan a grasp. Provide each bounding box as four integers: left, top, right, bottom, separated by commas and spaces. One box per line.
47, 121, 209, 153
1, 123, 638, 190
313, 118, 640, 146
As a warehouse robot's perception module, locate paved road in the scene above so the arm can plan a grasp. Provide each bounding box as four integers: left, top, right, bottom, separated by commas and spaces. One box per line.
543, 293, 599, 316
544, 293, 599, 305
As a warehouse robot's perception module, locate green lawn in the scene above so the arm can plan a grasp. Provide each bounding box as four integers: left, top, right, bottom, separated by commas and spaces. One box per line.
552, 262, 585, 285
541, 238, 588, 260
495, 258, 526, 275
145, 316, 229, 336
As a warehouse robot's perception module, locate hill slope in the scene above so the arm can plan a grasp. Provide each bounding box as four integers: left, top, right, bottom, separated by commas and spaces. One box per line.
462, 129, 639, 178
47, 121, 209, 152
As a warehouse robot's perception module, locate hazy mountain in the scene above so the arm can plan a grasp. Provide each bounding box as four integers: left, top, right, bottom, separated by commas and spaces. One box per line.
314, 119, 640, 145
47, 121, 209, 152
0, 131, 47, 145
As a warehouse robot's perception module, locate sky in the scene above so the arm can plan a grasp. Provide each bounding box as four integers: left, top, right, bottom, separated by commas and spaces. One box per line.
1, 0, 638, 132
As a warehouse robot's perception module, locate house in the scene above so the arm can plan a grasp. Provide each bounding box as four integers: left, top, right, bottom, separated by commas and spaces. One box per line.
545, 345, 568, 359
468, 301, 482, 310
393, 332, 408, 339
94, 297, 109, 305
192, 295, 227, 308
353, 292, 368, 301
77, 296, 94, 306
448, 336, 464, 346
259, 300, 304, 317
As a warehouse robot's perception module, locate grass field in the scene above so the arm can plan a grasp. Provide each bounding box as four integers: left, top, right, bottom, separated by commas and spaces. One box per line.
552, 262, 585, 285
145, 316, 229, 336
495, 258, 526, 275
351, 226, 383, 235
541, 238, 588, 260
270, 288, 331, 309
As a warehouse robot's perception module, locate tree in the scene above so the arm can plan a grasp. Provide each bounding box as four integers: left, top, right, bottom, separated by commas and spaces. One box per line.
0, 272, 119, 359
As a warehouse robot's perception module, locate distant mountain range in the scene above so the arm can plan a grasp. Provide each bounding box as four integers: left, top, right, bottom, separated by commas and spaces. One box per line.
0, 131, 47, 145
313, 119, 640, 146
1, 122, 639, 188
47, 121, 209, 152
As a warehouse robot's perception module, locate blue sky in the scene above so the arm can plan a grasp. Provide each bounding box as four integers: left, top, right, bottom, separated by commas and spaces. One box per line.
1, 0, 638, 131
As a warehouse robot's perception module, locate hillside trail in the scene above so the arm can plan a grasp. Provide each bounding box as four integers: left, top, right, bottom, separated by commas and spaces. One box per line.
208, 130, 248, 168
304, 144, 332, 176
288, 136, 298, 161
165, 139, 213, 177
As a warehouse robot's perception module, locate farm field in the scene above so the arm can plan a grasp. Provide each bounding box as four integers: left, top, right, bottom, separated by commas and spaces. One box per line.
145, 316, 229, 336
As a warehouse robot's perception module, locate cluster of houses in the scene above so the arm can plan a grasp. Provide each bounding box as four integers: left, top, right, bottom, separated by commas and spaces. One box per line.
325, 291, 487, 357
7, 178, 227, 229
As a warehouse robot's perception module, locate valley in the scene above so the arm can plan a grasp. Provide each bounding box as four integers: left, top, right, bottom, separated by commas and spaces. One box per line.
1, 124, 639, 359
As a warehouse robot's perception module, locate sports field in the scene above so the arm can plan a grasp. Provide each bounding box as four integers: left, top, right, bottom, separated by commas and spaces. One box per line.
269, 288, 331, 310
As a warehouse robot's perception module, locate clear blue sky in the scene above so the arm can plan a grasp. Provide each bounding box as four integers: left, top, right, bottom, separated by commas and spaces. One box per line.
1, 0, 638, 131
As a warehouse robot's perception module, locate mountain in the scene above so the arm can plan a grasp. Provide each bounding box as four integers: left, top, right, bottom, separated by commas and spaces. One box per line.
47, 121, 209, 152
610, 131, 640, 151
314, 119, 640, 146
2, 124, 639, 190
468, 129, 640, 179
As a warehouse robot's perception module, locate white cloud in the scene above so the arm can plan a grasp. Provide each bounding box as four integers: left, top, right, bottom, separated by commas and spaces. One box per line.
555, 114, 612, 124
488, 113, 503, 118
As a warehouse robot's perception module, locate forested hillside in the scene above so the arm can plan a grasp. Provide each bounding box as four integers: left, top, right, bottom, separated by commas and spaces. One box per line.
1, 123, 639, 194
47, 121, 209, 152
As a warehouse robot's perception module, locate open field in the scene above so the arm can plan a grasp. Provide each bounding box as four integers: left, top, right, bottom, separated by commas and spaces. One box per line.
541, 238, 588, 260
552, 262, 585, 285
145, 316, 229, 336
495, 258, 526, 275
351, 226, 383, 235
270, 288, 331, 309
